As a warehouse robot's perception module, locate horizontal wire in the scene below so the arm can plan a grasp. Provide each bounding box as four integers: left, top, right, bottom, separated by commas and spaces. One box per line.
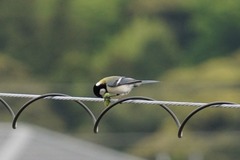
0, 92, 239, 108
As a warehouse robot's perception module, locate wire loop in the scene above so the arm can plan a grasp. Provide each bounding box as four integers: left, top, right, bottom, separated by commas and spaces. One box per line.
12, 93, 97, 130
94, 96, 180, 133
177, 102, 235, 138
0, 97, 15, 119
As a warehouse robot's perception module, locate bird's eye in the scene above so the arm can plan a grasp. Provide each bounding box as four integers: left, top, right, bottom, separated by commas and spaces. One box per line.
100, 88, 106, 96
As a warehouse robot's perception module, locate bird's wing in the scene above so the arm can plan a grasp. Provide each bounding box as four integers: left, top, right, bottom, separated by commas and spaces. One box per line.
107, 77, 141, 87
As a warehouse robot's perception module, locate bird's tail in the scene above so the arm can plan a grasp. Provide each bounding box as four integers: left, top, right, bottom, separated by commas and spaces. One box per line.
133, 80, 159, 87
141, 80, 159, 84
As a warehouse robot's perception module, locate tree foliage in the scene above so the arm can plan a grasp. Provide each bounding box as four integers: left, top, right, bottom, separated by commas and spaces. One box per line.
0, 0, 240, 159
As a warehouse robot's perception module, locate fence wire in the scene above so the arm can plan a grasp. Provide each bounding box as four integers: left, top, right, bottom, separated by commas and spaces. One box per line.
0, 92, 239, 108
0, 92, 239, 138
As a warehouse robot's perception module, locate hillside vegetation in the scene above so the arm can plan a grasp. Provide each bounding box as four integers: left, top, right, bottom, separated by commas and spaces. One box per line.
0, 0, 239, 159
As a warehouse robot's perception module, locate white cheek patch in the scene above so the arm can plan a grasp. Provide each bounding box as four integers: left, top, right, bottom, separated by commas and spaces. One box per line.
100, 88, 106, 96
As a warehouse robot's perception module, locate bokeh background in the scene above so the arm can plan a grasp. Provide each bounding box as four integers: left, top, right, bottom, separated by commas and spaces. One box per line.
0, 0, 240, 159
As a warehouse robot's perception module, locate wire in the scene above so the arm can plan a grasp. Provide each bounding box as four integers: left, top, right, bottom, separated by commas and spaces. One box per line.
0, 92, 239, 108
0, 92, 239, 138
0, 97, 15, 119
177, 101, 236, 138
93, 97, 181, 133
11, 93, 97, 130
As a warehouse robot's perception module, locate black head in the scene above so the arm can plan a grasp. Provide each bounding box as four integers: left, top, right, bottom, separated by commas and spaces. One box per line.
93, 83, 107, 98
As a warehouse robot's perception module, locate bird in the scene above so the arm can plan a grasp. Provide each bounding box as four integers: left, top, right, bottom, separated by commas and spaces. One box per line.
93, 76, 158, 106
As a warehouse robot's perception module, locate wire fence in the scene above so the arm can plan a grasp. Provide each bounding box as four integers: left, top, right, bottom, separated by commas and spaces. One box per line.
0, 92, 239, 138
0, 92, 239, 108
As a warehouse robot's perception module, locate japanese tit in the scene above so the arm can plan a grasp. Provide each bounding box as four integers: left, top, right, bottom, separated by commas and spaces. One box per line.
93, 76, 158, 105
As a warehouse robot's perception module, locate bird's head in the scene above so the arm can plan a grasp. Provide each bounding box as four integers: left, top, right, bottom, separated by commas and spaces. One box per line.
93, 79, 107, 98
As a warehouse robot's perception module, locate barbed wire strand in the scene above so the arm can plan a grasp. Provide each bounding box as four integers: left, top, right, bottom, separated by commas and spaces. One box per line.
0, 92, 240, 108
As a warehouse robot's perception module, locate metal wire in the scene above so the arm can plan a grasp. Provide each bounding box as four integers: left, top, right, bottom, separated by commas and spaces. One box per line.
0, 92, 239, 138
93, 96, 181, 133
0, 92, 240, 108
11, 93, 97, 130
0, 97, 15, 119
177, 101, 236, 138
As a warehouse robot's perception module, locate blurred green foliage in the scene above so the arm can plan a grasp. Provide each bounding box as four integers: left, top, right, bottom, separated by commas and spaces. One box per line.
0, 0, 240, 159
